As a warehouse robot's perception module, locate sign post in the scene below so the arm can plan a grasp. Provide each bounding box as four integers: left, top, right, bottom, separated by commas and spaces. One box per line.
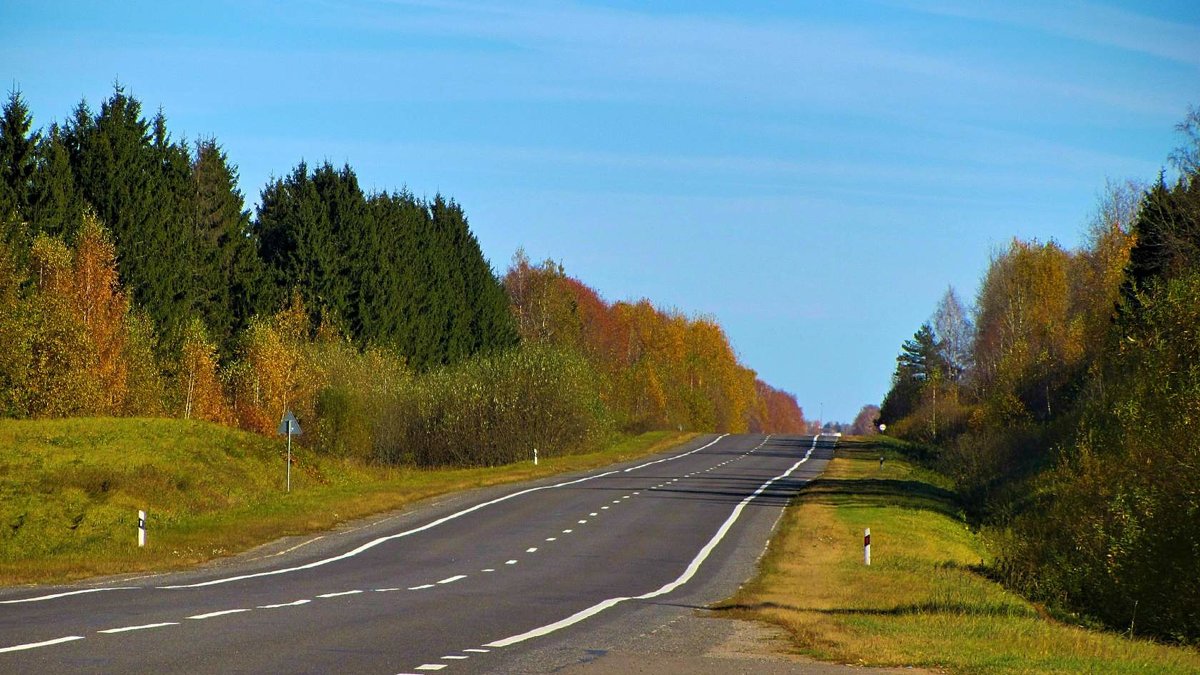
277, 411, 302, 493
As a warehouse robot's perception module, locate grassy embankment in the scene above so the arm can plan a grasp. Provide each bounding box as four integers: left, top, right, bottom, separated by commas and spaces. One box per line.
0, 417, 694, 586
720, 437, 1200, 674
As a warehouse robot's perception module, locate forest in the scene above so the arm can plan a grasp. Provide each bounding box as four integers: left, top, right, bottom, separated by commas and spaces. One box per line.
878, 108, 1200, 643
0, 85, 805, 468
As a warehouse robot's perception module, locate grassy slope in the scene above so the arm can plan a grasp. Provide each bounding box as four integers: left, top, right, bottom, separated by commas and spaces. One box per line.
719, 437, 1200, 674
0, 417, 694, 585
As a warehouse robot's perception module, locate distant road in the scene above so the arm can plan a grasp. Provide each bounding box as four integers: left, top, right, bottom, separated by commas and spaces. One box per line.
0, 434, 836, 674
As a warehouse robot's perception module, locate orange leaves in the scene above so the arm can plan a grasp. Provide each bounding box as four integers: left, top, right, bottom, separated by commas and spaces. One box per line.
503, 255, 802, 434
72, 214, 129, 413
179, 317, 228, 423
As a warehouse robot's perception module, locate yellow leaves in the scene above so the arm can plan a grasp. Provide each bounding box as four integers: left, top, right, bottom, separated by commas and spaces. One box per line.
179, 318, 229, 424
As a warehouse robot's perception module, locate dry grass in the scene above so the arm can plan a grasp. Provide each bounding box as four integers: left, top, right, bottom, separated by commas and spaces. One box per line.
718, 438, 1200, 674
0, 417, 694, 585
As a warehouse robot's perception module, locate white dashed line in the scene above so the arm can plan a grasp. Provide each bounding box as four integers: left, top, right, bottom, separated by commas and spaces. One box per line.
101, 622, 180, 633
442, 655, 469, 660
601, 506, 610, 510
437, 575, 467, 585
258, 599, 311, 608
578, 519, 588, 524
374, 588, 401, 593
0, 636, 85, 652
563, 529, 573, 533
415, 664, 447, 671
188, 609, 250, 620
526, 547, 538, 553
589, 512, 598, 516
505, 559, 518, 565
317, 590, 363, 598
545, 537, 557, 542
463, 648, 490, 653
482, 568, 496, 573
409, 584, 436, 590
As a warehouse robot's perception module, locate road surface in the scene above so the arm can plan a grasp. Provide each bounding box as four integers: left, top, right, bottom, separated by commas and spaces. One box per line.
0, 433, 836, 674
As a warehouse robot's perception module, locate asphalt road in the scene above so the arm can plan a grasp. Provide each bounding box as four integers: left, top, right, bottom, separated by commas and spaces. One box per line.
0, 433, 835, 674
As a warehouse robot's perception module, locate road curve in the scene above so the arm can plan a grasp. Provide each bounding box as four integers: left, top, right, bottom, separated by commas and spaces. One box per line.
0, 433, 835, 674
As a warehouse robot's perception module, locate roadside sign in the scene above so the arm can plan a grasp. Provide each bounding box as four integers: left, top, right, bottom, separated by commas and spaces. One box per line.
277, 410, 302, 436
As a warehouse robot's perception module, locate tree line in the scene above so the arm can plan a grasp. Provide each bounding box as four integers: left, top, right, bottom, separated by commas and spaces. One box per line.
0, 84, 804, 467
878, 107, 1200, 643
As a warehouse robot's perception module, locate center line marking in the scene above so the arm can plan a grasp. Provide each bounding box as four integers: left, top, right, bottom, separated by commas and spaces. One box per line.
545, 537, 557, 541
0, 635, 85, 653
415, 664, 447, 671
442, 655, 469, 660
409, 584, 436, 590
100, 622, 180, 633
563, 529, 573, 533
374, 588, 401, 593
601, 506, 609, 510
258, 599, 311, 608
317, 590, 363, 598
589, 512, 598, 516
482, 568, 496, 572
188, 609, 250, 620
505, 559, 518, 565
464, 648, 490, 653
578, 519, 588, 524
526, 547, 538, 553
437, 575, 467, 584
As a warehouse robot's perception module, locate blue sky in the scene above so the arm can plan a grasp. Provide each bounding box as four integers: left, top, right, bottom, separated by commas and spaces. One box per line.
4, 1, 1198, 422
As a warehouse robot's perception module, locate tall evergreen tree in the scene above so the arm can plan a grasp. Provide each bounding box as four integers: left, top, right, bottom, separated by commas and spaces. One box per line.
0, 89, 39, 221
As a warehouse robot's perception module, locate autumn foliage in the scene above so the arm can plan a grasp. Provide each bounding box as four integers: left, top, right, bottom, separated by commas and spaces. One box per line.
503, 250, 805, 434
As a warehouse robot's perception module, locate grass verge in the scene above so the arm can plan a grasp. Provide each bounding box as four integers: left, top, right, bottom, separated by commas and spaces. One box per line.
0, 417, 695, 586
717, 436, 1200, 674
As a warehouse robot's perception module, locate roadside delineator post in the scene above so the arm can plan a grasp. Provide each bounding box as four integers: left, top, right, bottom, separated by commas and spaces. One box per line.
864, 528, 871, 566
138, 510, 146, 548
534, 448, 538, 466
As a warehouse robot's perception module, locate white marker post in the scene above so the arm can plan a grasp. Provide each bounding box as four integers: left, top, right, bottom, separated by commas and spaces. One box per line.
277, 411, 302, 493
864, 528, 871, 566
138, 510, 146, 548
534, 448, 539, 466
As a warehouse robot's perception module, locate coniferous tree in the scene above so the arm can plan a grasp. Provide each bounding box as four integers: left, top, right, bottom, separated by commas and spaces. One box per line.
0, 90, 39, 222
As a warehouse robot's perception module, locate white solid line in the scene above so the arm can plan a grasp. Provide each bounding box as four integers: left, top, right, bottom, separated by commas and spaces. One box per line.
0, 587, 138, 604
409, 584, 436, 590
437, 575, 467, 584
463, 648, 490, 653
157, 437, 732, 590
415, 664, 447, 670
486, 436, 815, 648
0, 635, 85, 653
99, 622, 179, 633
623, 434, 727, 472
258, 599, 311, 608
526, 547, 538, 553
158, 466, 628, 588
317, 590, 363, 598
505, 560, 518, 565
188, 609, 250, 620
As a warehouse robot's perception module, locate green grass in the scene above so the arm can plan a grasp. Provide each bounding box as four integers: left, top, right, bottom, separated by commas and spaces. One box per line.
0, 417, 695, 585
717, 436, 1200, 674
